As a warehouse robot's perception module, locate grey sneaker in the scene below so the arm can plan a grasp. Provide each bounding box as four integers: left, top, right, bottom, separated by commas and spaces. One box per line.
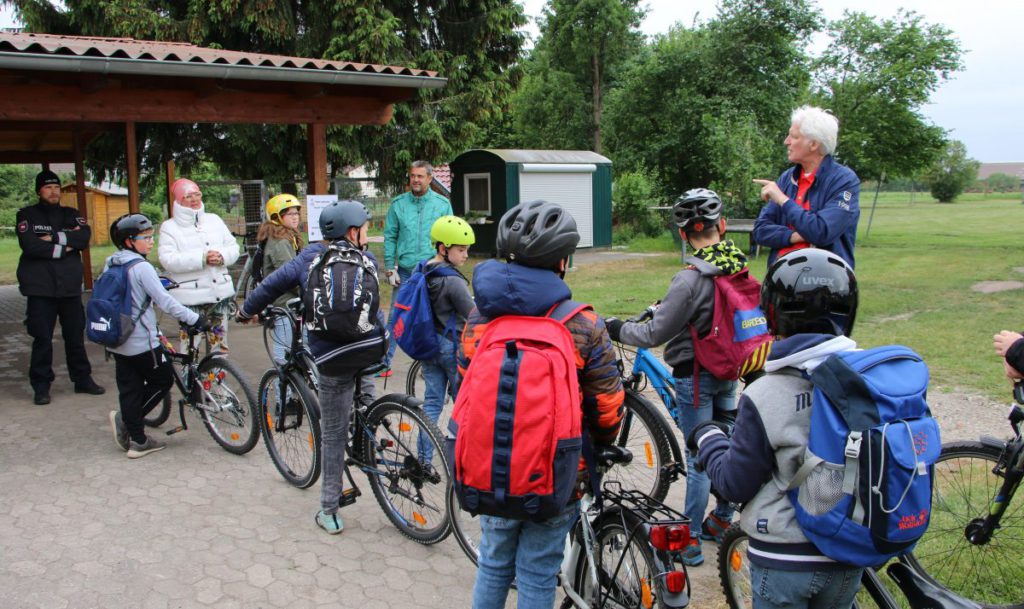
127, 436, 166, 459
315, 510, 344, 534
109, 411, 129, 452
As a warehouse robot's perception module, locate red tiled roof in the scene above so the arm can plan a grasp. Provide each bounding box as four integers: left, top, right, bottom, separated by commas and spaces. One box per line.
432, 164, 452, 194
0, 32, 438, 78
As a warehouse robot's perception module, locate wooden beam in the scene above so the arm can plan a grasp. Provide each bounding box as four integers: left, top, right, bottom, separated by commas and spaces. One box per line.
0, 151, 75, 163
166, 159, 175, 218
72, 131, 93, 289
0, 84, 395, 125
306, 123, 328, 195
125, 122, 140, 214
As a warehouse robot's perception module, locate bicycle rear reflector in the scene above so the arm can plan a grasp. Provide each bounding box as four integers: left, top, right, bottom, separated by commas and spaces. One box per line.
664, 570, 686, 594
649, 523, 689, 551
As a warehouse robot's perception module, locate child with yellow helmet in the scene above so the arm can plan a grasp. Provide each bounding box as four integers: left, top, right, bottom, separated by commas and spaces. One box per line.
257, 194, 305, 364
416, 215, 476, 462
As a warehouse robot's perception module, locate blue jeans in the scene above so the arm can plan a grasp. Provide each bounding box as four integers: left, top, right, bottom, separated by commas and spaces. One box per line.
472, 503, 579, 609
674, 371, 738, 534
385, 266, 414, 366
750, 564, 862, 609
419, 335, 458, 462
270, 315, 293, 365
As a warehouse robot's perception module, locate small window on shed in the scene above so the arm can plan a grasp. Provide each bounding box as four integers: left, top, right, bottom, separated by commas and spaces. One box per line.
464, 173, 491, 215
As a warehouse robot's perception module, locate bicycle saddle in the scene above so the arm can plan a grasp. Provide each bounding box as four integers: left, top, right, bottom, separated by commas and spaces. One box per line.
887, 562, 981, 609
595, 444, 633, 466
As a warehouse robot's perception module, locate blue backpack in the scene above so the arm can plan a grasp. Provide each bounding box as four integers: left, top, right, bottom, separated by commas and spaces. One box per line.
86, 258, 150, 347
388, 261, 461, 361
787, 346, 941, 567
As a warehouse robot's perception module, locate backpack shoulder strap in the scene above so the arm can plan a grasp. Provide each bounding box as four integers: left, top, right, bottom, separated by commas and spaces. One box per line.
809, 353, 882, 432
546, 299, 592, 325
122, 258, 152, 321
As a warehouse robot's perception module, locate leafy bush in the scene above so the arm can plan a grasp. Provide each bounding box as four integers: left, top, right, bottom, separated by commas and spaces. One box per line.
613, 170, 664, 238
927, 140, 979, 203
140, 203, 164, 225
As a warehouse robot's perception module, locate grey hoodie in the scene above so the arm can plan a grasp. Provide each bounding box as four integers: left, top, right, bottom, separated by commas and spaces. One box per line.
104, 250, 199, 357
618, 256, 718, 375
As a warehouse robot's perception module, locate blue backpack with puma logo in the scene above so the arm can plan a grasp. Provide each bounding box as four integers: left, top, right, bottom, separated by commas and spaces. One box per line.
86, 258, 150, 347
787, 345, 940, 567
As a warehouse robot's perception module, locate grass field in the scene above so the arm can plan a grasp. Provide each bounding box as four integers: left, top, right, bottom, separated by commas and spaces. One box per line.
2, 191, 1021, 401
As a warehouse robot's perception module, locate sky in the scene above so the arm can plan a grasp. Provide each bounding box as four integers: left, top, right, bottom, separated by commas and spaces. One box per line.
2, 2, 1019, 162
519, 0, 1023, 163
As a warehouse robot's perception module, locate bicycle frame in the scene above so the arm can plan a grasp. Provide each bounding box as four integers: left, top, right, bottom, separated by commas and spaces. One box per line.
162, 328, 234, 435
967, 401, 1024, 545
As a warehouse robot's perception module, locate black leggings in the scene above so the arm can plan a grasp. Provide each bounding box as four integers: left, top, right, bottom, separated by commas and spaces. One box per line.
113, 348, 175, 444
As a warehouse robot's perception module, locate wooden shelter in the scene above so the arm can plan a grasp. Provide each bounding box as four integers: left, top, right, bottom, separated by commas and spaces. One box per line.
0, 32, 445, 285
59, 182, 129, 246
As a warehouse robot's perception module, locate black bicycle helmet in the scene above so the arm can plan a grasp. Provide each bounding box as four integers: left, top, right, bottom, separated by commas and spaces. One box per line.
760, 249, 858, 337
320, 200, 371, 240
110, 213, 153, 250
496, 200, 580, 269
672, 188, 724, 231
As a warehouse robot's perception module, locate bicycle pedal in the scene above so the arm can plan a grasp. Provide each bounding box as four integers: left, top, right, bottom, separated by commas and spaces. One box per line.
338, 487, 361, 508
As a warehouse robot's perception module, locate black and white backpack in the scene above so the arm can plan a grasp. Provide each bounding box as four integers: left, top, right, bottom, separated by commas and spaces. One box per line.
303, 242, 381, 344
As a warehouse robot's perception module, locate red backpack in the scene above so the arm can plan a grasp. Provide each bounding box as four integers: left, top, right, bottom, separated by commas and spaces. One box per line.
689, 267, 772, 405
449, 300, 589, 522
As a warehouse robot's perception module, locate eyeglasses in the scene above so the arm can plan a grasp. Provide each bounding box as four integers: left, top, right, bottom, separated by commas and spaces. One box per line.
131, 235, 154, 242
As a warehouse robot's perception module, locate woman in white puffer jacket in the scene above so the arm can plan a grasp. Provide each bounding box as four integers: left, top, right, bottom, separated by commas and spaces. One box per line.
158, 178, 240, 351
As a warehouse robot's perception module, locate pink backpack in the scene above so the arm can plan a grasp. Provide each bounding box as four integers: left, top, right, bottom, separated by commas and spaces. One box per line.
689, 268, 771, 404
449, 300, 589, 521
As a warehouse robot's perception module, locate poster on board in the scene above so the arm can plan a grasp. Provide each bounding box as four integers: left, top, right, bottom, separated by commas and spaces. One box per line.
306, 194, 338, 242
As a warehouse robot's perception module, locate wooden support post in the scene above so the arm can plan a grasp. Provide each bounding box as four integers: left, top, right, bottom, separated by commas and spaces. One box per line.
72, 130, 93, 289
125, 121, 140, 214
306, 123, 328, 195
166, 159, 176, 218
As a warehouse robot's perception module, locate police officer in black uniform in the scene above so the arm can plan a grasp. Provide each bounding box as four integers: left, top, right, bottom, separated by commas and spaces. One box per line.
17, 170, 105, 404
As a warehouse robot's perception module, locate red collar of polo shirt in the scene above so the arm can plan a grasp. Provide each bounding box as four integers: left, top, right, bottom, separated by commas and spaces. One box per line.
794, 169, 816, 210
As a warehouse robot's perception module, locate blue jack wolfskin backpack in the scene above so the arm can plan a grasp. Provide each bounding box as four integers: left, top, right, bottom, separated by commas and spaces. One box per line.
787, 345, 941, 567
388, 261, 461, 361
86, 258, 150, 347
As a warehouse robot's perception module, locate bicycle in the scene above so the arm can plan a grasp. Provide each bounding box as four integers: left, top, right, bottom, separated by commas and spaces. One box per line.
248, 301, 453, 544
449, 444, 692, 608
141, 280, 260, 454
718, 523, 980, 609
898, 382, 1024, 609
256, 297, 322, 488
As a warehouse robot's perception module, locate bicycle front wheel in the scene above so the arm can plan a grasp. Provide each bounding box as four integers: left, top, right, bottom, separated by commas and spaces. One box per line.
604, 392, 674, 502
448, 481, 482, 566
719, 524, 752, 609
573, 508, 676, 609
902, 440, 1024, 609
196, 357, 260, 454
258, 369, 321, 488
362, 393, 451, 545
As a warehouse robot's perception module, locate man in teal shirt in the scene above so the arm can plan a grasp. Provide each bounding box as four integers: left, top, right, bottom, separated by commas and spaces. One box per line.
383, 160, 453, 367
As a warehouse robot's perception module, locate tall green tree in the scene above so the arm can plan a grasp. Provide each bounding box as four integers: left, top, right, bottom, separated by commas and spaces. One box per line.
7, 1, 526, 191
927, 140, 978, 203
811, 10, 964, 180
604, 0, 821, 216
512, 0, 644, 153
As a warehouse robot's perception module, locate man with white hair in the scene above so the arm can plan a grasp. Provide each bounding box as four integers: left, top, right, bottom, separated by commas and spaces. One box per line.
753, 105, 861, 268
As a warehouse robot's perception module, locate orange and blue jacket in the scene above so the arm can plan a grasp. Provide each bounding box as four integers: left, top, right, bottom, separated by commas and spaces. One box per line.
457, 260, 623, 444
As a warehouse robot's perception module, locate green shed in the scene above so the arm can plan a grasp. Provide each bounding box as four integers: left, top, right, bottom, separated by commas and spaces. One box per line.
449, 149, 613, 255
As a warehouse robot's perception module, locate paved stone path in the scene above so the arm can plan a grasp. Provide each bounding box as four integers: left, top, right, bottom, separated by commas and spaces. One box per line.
0, 278, 731, 609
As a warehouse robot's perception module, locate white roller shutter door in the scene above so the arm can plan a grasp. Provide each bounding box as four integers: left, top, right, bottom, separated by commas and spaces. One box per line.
518, 171, 593, 248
